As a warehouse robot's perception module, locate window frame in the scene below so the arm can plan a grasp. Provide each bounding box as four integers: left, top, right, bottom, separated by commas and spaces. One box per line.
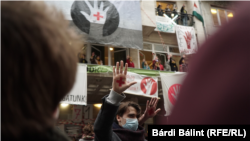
210, 6, 234, 26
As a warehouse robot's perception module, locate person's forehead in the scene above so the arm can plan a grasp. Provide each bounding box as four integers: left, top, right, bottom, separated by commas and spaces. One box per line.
125, 106, 137, 114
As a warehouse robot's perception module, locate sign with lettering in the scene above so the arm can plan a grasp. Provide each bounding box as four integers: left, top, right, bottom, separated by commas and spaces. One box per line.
61, 64, 87, 105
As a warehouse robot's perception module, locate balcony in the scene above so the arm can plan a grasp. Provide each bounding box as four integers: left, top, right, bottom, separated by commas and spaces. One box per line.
155, 8, 194, 27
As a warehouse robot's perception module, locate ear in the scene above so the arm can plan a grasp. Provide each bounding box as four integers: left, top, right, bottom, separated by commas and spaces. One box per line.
116, 115, 121, 123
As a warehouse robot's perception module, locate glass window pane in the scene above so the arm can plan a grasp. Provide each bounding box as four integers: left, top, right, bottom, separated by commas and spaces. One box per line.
143, 43, 152, 50
227, 11, 234, 21
218, 9, 227, 25
169, 47, 180, 53
211, 8, 219, 26
154, 44, 167, 52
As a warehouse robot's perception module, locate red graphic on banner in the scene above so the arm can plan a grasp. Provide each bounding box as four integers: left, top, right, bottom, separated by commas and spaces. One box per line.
93, 12, 103, 21
184, 31, 192, 49
74, 109, 81, 119
194, 2, 198, 8
168, 84, 182, 105
116, 77, 125, 87
140, 77, 157, 95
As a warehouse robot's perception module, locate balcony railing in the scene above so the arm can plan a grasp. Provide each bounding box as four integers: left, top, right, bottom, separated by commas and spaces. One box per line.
155, 8, 194, 26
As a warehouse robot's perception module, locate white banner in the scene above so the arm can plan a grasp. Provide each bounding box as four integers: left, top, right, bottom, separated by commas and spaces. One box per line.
175, 25, 198, 54
124, 72, 158, 98
61, 64, 87, 105
160, 72, 187, 116
155, 16, 176, 33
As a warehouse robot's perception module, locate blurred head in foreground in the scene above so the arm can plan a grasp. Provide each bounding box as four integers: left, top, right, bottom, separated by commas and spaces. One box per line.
2, 1, 82, 138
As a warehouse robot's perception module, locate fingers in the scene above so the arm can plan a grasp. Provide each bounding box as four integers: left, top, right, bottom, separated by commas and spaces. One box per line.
120, 61, 124, 74
155, 108, 161, 114
127, 81, 137, 87
84, 0, 93, 11
80, 11, 90, 22
113, 66, 116, 77
146, 100, 149, 108
124, 63, 128, 75
104, 7, 110, 13
153, 98, 159, 108
149, 98, 153, 106
116, 62, 119, 75
100, 2, 104, 11
93, 0, 98, 9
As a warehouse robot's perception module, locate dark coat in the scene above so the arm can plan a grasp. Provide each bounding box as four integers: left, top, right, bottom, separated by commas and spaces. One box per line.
169, 58, 178, 71
94, 95, 145, 141
180, 6, 189, 20
157, 7, 163, 16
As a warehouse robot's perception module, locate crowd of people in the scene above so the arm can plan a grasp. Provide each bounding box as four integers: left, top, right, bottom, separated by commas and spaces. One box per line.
141, 54, 188, 72
78, 52, 103, 65
157, 4, 189, 26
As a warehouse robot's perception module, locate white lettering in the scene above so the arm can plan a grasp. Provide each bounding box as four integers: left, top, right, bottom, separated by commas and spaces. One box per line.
152, 129, 158, 136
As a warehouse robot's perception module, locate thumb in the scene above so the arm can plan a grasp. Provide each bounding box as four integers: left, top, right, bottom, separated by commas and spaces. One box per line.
155, 108, 161, 115
127, 81, 137, 87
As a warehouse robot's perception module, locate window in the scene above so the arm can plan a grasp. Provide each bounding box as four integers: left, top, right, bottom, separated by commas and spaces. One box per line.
140, 42, 181, 70
211, 7, 234, 26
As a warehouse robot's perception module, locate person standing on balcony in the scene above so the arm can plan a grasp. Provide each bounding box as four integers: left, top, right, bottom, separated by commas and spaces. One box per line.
180, 4, 189, 26
142, 59, 145, 69
165, 54, 171, 71
90, 52, 97, 64
165, 4, 171, 18
95, 56, 103, 65
169, 54, 178, 71
157, 4, 163, 16
79, 54, 88, 64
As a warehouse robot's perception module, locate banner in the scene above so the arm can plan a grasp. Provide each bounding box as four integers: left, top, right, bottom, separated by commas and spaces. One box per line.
175, 25, 198, 54
45, 0, 143, 49
124, 72, 158, 98
61, 64, 87, 105
155, 15, 177, 33
160, 72, 187, 116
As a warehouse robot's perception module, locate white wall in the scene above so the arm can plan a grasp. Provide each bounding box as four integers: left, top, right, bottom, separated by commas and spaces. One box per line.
140, 0, 157, 27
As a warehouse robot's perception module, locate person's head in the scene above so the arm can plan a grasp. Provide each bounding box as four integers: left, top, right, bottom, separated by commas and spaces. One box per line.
115, 101, 141, 131
157, 4, 161, 9
97, 56, 100, 60
2, 1, 82, 137
83, 123, 93, 135
92, 52, 95, 56
143, 59, 145, 62
155, 56, 158, 60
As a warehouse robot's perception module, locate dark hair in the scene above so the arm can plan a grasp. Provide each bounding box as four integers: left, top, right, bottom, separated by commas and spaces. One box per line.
179, 57, 185, 65
115, 101, 141, 124
2, 1, 82, 137
157, 5, 161, 8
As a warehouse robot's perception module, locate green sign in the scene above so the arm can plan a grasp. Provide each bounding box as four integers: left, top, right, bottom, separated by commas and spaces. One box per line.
86, 64, 174, 77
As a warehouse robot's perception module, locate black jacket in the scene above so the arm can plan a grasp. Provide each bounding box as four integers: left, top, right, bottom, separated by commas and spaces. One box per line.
180, 6, 189, 20
169, 57, 178, 71
157, 8, 163, 16
94, 95, 145, 141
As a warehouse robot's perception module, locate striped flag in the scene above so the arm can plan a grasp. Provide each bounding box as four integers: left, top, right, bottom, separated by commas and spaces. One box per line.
193, 1, 204, 25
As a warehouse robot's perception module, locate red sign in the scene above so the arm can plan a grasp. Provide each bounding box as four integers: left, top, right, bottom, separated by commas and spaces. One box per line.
168, 84, 182, 105
140, 77, 157, 95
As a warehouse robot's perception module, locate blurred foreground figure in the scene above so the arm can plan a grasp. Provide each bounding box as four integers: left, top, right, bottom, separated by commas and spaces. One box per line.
169, 2, 250, 124
2, 1, 81, 140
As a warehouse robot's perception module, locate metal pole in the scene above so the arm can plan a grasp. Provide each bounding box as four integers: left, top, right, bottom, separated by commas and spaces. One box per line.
198, 0, 207, 40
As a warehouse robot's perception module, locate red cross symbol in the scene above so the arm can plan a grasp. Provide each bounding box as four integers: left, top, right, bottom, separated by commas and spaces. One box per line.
116, 77, 125, 87
93, 12, 103, 21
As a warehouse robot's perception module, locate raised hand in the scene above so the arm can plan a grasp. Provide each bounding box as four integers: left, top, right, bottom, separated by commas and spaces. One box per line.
184, 31, 192, 49
80, 0, 110, 24
138, 97, 161, 125
112, 61, 136, 94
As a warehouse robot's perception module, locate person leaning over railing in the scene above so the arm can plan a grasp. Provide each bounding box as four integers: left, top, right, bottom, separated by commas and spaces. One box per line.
156, 4, 164, 16
180, 4, 189, 26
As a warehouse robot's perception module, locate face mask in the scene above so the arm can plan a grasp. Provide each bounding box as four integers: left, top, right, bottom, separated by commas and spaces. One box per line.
122, 118, 138, 131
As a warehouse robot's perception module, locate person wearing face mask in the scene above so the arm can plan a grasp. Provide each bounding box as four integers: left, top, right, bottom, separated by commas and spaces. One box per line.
94, 61, 161, 141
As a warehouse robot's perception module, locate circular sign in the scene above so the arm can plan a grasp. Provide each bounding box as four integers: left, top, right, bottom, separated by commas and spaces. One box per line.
168, 84, 181, 105
140, 77, 157, 95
